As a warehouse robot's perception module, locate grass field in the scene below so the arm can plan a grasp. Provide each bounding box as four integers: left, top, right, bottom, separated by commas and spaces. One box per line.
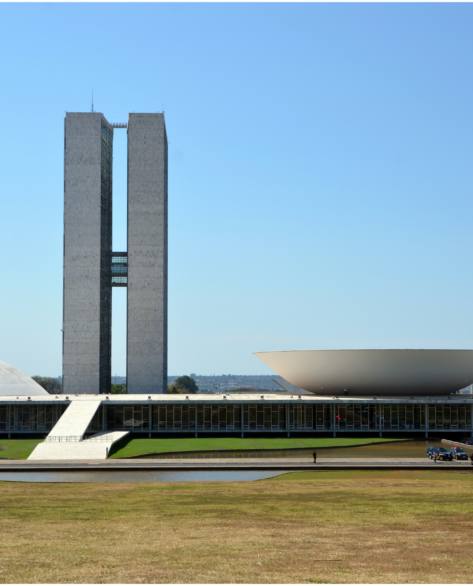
1, 469, 473, 583
111, 436, 402, 458
0, 439, 42, 459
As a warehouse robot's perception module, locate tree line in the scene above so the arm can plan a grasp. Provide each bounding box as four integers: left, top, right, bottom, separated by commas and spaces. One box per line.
33, 375, 199, 395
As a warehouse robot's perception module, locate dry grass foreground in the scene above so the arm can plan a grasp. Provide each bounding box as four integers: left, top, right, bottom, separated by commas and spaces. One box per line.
1, 470, 473, 583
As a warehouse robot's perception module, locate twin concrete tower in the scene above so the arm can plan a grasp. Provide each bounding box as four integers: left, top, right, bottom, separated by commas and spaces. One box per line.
63, 113, 168, 394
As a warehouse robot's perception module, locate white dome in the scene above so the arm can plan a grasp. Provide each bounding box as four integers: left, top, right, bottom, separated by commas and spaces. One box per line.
255, 349, 473, 396
0, 361, 49, 396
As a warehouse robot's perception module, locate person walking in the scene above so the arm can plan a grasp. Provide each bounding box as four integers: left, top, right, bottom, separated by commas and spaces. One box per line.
313, 451, 317, 464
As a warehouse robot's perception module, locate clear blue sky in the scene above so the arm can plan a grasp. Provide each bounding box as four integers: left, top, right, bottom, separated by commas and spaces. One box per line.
1, 3, 473, 377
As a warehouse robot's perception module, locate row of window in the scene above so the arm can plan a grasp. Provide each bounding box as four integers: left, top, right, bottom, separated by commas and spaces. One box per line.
89, 403, 473, 433
0, 405, 67, 432
111, 265, 128, 274
1, 403, 472, 434
111, 276, 128, 285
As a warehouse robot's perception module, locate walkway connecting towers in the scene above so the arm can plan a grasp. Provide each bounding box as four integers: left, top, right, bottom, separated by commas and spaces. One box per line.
63, 113, 168, 394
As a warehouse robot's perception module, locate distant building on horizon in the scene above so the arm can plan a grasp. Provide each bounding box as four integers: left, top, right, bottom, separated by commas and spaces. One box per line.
63, 112, 168, 394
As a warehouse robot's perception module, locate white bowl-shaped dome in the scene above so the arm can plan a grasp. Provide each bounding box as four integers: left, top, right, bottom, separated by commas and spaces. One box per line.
0, 361, 49, 396
255, 349, 473, 396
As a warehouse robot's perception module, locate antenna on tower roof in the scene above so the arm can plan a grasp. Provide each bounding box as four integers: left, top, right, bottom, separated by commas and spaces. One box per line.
91, 90, 94, 113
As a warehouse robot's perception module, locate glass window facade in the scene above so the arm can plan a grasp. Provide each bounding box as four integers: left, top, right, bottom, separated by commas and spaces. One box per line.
0, 404, 67, 433
111, 252, 128, 287
97, 402, 473, 434
428, 404, 471, 430
1, 401, 472, 436
106, 404, 150, 431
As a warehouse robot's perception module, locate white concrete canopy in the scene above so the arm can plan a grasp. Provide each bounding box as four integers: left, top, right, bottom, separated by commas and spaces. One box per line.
0, 361, 48, 396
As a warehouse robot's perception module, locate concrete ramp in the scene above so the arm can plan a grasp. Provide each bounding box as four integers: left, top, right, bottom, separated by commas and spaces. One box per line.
45, 400, 101, 441
29, 431, 129, 460
28, 400, 128, 460
80, 431, 129, 458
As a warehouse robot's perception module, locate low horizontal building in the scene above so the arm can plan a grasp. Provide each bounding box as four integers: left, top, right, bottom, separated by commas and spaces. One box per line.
1, 393, 473, 438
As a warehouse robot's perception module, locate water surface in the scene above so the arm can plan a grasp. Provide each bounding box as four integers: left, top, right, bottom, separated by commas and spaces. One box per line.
0, 469, 285, 483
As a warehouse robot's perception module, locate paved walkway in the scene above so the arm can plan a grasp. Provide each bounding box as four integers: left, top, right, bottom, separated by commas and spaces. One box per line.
2, 457, 472, 471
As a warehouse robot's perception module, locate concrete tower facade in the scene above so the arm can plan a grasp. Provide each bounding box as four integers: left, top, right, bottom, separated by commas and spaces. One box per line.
62, 112, 167, 394
127, 114, 168, 394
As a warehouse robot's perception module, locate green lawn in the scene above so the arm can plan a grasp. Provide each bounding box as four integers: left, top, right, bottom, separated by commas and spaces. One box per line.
0, 439, 42, 460
0, 436, 406, 460
111, 436, 403, 458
